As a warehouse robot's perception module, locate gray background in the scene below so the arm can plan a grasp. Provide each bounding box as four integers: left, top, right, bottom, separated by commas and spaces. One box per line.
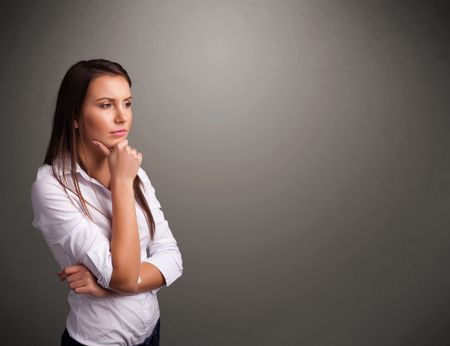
1, 0, 449, 345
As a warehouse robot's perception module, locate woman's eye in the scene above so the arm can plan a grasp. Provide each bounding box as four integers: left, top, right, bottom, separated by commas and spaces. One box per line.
100, 103, 112, 109
125, 102, 132, 108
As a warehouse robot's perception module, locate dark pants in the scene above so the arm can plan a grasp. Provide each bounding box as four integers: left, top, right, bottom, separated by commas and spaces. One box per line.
61, 318, 160, 346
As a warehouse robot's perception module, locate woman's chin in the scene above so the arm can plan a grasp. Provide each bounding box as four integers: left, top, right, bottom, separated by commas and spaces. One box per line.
110, 133, 128, 140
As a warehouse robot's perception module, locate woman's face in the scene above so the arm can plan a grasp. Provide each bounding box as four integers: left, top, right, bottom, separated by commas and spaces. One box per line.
75, 74, 132, 150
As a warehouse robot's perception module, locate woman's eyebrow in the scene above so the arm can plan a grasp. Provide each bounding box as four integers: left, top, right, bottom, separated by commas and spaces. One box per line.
95, 96, 133, 101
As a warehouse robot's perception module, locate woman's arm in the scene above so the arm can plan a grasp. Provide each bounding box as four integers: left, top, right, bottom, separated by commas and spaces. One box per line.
59, 263, 165, 296
109, 179, 140, 293
93, 139, 142, 293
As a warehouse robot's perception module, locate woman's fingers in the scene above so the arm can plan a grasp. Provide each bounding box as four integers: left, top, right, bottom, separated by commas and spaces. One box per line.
117, 139, 128, 150
73, 286, 91, 294
64, 271, 95, 290
130, 148, 142, 160
69, 278, 86, 290
65, 271, 87, 284
92, 138, 141, 181
107, 139, 142, 181
69, 276, 107, 297
58, 264, 85, 278
58, 264, 90, 281
58, 264, 107, 297
72, 284, 108, 298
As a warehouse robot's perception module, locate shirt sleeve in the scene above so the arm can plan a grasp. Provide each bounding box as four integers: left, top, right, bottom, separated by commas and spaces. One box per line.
31, 179, 113, 289
140, 170, 183, 294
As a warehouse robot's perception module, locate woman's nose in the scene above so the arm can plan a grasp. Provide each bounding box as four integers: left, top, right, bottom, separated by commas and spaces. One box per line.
115, 107, 128, 123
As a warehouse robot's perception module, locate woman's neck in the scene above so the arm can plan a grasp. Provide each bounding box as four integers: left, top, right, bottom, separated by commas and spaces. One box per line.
77, 140, 111, 190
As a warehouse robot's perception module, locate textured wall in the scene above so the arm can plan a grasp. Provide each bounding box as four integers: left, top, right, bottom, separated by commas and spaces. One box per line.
1, 1, 449, 345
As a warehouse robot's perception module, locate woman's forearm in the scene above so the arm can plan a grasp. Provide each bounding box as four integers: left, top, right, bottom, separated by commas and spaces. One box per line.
109, 179, 141, 293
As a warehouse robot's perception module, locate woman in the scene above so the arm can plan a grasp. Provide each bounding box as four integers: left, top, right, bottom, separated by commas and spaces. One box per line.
30, 59, 183, 346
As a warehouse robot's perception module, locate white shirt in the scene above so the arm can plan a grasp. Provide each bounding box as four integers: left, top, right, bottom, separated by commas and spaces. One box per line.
30, 157, 183, 346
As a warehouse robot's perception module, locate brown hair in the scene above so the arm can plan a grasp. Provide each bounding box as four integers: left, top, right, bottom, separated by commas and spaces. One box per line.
43, 58, 155, 239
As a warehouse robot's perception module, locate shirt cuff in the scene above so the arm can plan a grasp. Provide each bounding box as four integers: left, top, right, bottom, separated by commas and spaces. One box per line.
143, 253, 182, 294
84, 232, 113, 289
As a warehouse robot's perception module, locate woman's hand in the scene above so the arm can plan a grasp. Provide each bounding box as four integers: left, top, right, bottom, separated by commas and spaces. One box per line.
57, 264, 112, 298
92, 139, 142, 182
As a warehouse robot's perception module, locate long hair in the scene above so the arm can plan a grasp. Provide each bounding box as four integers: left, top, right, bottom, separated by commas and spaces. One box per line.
43, 58, 155, 240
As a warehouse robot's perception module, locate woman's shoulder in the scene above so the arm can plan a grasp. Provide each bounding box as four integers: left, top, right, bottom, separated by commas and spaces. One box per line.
34, 164, 53, 180
33, 163, 68, 185
31, 164, 66, 198
33, 155, 87, 189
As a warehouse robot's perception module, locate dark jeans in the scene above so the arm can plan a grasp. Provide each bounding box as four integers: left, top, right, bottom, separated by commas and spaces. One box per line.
61, 318, 160, 346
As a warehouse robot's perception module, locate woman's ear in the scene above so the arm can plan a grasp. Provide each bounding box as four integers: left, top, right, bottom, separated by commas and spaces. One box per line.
73, 119, 79, 129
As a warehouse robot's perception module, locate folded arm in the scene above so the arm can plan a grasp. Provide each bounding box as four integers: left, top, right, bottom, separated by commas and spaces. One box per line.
31, 179, 141, 294
58, 262, 164, 297
32, 169, 182, 297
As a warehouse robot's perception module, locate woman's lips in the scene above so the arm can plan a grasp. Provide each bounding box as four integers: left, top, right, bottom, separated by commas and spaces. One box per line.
111, 129, 127, 137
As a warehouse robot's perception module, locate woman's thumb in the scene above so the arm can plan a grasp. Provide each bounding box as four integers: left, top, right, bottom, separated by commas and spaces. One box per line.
92, 140, 112, 155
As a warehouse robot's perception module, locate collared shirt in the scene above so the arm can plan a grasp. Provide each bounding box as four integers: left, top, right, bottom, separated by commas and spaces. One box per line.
30, 157, 183, 346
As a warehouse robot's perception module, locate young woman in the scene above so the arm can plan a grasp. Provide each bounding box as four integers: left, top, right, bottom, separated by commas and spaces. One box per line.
31, 59, 183, 346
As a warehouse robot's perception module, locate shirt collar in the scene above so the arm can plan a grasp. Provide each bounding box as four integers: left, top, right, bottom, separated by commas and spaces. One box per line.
49, 155, 144, 190
51, 155, 107, 190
